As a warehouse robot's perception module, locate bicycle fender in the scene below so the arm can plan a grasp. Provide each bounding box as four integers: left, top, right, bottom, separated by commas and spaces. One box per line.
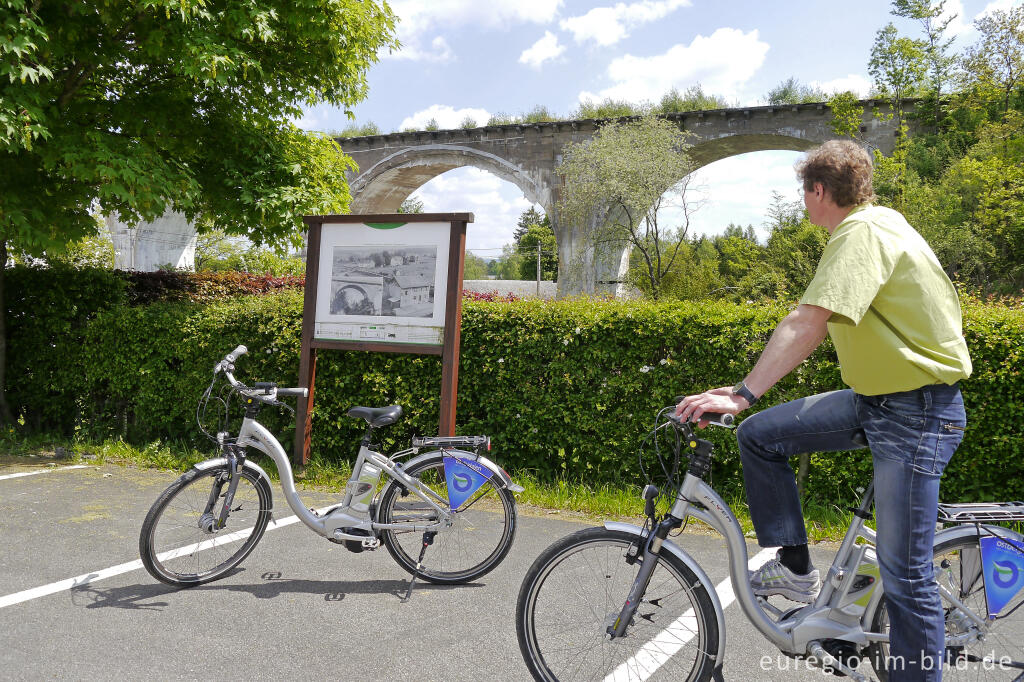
934, 523, 1024, 546
603, 521, 727, 668
193, 458, 274, 510
403, 449, 524, 493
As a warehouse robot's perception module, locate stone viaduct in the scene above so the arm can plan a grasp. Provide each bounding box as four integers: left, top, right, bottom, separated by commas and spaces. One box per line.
337, 100, 909, 297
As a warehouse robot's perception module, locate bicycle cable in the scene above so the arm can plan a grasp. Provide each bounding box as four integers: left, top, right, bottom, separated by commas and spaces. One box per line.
637, 406, 689, 520
195, 373, 295, 445
196, 374, 230, 444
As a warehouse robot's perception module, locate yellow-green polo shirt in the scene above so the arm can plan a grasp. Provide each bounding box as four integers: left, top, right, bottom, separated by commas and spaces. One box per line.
800, 204, 972, 396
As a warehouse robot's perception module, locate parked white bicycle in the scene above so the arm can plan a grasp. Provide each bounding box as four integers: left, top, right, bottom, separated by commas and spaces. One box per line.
140, 345, 520, 599
516, 406, 1024, 681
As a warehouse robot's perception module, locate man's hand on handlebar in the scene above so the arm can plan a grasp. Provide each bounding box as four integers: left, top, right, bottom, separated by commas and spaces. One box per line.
675, 386, 749, 428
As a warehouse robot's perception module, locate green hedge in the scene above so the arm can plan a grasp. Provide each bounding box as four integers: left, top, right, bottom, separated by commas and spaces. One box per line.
6, 265, 127, 431
6, 275, 1023, 506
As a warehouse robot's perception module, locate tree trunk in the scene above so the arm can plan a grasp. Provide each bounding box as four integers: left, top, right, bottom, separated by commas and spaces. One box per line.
0, 239, 14, 425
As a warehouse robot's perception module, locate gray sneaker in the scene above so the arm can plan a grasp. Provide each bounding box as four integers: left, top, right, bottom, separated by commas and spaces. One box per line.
749, 551, 821, 603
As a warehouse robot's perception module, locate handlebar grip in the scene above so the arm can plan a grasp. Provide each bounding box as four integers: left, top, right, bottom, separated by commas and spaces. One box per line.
669, 411, 735, 428
225, 345, 247, 363
700, 412, 735, 427
276, 388, 309, 398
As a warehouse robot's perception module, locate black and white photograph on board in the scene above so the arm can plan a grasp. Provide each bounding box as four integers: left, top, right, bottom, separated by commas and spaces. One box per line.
329, 246, 438, 318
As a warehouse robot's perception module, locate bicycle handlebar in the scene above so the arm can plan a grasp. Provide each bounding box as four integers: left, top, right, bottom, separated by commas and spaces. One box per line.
226, 345, 247, 363
668, 411, 735, 428
214, 346, 308, 402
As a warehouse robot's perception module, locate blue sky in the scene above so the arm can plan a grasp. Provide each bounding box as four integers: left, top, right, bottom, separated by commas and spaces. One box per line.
297, 0, 1018, 258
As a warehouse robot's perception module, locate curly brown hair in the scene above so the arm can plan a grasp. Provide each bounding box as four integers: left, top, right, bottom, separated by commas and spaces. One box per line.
795, 140, 875, 208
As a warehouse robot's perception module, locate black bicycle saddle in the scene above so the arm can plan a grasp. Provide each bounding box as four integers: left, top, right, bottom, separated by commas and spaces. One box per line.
346, 405, 403, 428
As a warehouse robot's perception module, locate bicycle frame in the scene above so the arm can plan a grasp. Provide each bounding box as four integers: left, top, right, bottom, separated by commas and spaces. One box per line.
232, 415, 511, 544
606, 470, 1022, 679
669, 471, 886, 656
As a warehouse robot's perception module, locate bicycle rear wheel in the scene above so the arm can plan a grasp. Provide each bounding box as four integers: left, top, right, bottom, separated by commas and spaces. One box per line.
139, 465, 272, 587
377, 453, 516, 584
516, 527, 719, 682
868, 533, 1024, 681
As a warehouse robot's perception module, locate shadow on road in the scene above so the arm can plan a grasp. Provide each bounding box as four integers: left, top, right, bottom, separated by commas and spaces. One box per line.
68, 569, 483, 610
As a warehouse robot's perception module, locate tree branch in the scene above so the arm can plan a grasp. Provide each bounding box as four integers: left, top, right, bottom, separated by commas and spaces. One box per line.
57, 12, 146, 110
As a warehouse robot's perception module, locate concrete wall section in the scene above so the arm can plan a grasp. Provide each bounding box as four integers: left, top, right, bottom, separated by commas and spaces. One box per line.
463, 279, 557, 300
105, 210, 197, 272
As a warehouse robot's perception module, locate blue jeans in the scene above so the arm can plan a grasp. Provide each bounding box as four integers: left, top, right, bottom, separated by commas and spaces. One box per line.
736, 385, 966, 682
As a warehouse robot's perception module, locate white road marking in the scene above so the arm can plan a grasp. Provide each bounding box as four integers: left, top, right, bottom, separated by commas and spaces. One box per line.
605, 546, 779, 682
0, 506, 331, 610
0, 465, 89, 481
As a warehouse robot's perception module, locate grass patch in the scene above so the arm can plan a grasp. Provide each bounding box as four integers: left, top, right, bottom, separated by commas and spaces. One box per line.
0, 431, 858, 543
511, 470, 857, 542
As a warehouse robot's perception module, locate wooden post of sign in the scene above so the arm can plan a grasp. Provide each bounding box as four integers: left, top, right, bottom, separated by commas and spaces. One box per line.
294, 217, 323, 465
292, 214, 473, 466
438, 220, 467, 436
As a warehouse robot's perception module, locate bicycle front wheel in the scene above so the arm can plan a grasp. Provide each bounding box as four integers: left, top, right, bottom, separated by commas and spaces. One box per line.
139, 464, 272, 587
377, 453, 516, 584
868, 533, 1024, 681
517, 527, 719, 682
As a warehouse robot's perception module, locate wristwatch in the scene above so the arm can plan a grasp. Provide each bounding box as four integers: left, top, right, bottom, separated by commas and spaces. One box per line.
732, 381, 758, 407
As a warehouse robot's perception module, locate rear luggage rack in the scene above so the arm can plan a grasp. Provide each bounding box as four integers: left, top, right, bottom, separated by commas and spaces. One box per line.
411, 435, 490, 451
937, 501, 1024, 524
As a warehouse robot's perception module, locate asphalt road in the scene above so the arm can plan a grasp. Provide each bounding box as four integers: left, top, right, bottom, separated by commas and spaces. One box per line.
0, 457, 869, 681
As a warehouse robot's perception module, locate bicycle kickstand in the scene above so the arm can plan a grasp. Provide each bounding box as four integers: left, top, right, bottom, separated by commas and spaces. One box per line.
401, 531, 437, 603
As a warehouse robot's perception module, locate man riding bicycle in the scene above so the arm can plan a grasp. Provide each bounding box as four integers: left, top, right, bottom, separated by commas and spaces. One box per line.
677, 140, 971, 682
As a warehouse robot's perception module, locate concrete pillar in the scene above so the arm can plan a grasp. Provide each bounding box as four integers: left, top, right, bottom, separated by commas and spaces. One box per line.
552, 210, 631, 298
105, 210, 197, 271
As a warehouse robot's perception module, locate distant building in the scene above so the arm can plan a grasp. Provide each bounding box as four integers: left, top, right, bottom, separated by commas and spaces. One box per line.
387, 272, 433, 316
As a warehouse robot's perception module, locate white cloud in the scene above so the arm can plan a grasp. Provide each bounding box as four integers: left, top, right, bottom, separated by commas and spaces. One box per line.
560, 0, 692, 47
909, 0, 1014, 46
681, 151, 805, 240
519, 31, 566, 69
293, 108, 329, 132
578, 28, 769, 104
937, 0, 972, 37
390, 0, 563, 38
976, 0, 1019, 20
810, 74, 872, 98
385, 35, 454, 63
384, 0, 563, 62
398, 105, 493, 131
414, 168, 536, 252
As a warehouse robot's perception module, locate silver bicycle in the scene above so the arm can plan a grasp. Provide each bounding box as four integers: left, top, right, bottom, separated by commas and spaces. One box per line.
140, 345, 521, 596
516, 407, 1024, 681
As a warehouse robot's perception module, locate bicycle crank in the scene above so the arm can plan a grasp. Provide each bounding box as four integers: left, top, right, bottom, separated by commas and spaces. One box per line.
808, 640, 868, 681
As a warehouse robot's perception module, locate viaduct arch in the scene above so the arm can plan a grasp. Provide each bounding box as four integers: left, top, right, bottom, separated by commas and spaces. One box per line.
338, 100, 911, 297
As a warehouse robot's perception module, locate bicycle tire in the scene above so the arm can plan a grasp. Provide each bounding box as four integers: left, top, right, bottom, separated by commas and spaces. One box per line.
139, 464, 272, 587
867, 533, 1024, 681
376, 453, 516, 584
516, 527, 719, 682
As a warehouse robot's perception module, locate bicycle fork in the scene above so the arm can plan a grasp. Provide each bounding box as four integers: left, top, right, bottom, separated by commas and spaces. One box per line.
202, 441, 245, 532
608, 514, 681, 639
